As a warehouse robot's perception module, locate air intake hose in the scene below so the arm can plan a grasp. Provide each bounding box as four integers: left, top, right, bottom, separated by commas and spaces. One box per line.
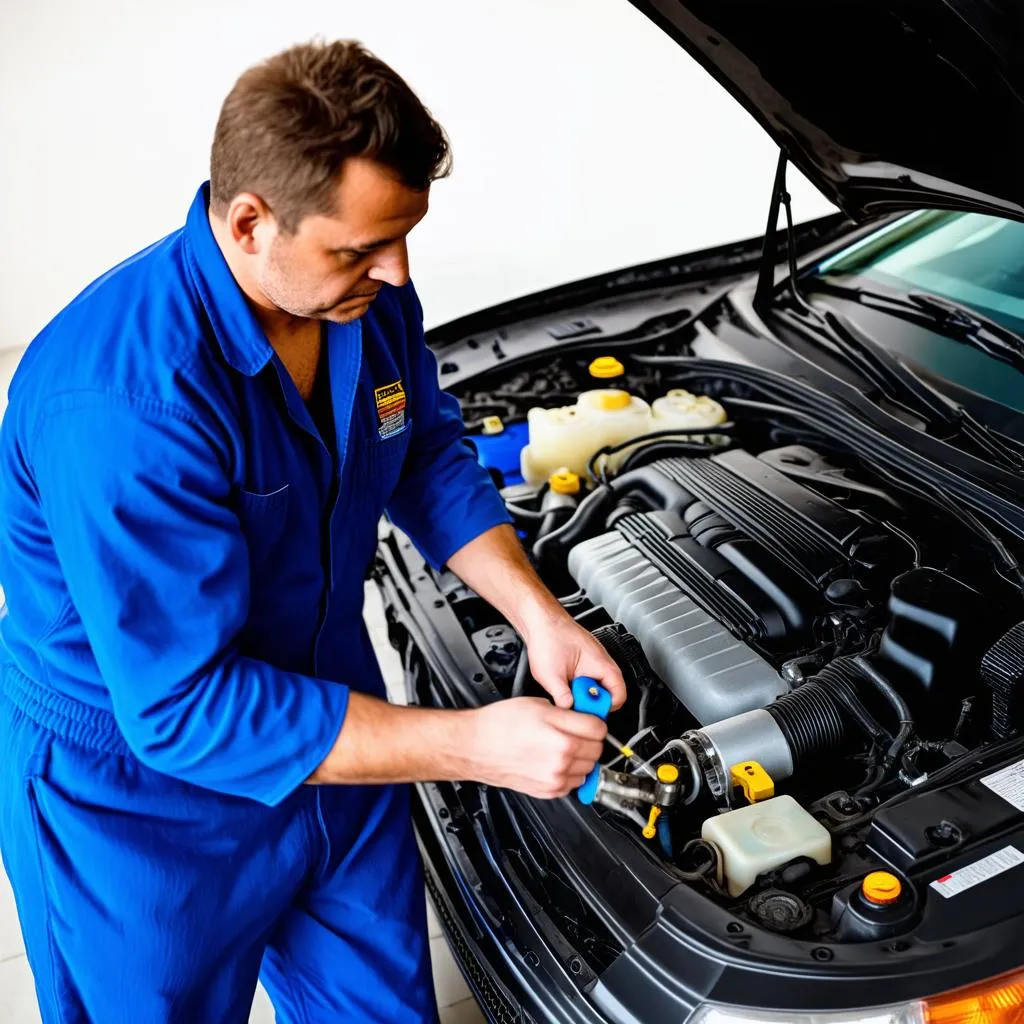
678, 658, 896, 801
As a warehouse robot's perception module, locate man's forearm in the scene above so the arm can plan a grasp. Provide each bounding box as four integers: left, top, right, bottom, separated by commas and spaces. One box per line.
309, 689, 609, 797
446, 523, 568, 638
308, 693, 475, 785
308, 527, 623, 789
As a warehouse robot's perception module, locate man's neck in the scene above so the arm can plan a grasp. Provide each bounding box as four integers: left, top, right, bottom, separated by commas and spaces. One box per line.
207, 209, 313, 349
208, 209, 322, 398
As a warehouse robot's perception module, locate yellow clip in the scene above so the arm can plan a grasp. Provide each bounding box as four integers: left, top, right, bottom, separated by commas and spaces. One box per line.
730, 761, 775, 803
642, 805, 662, 840
480, 415, 504, 435
548, 469, 581, 495
589, 356, 625, 379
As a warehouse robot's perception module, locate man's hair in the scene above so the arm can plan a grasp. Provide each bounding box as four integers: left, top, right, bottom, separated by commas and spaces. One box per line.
210, 39, 451, 232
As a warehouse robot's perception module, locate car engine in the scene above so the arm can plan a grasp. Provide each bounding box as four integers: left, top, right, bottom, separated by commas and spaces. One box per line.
409, 348, 1024, 941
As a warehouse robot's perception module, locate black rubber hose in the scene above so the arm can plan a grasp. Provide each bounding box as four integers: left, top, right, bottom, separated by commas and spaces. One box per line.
533, 463, 695, 569
618, 439, 730, 475
538, 503, 575, 539
814, 659, 891, 747
504, 502, 546, 521
588, 429, 733, 482
766, 683, 845, 762
762, 658, 893, 768
532, 484, 615, 567
852, 655, 914, 770
511, 648, 530, 699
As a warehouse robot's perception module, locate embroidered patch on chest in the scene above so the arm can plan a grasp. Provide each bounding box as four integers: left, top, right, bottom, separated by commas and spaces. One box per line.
374, 379, 407, 439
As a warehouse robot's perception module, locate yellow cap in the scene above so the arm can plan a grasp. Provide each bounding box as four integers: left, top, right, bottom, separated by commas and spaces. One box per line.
589, 356, 625, 379
657, 764, 680, 784
642, 805, 662, 840
481, 415, 504, 435
730, 761, 775, 803
862, 871, 902, 906
548, 469, 581, 495
594, 389, 631, 411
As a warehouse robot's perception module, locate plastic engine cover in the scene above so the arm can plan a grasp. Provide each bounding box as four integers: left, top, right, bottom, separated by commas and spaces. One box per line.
567, 528, 787, 724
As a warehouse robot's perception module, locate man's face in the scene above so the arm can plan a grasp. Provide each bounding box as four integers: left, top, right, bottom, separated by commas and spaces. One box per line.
254, 157, 429, 324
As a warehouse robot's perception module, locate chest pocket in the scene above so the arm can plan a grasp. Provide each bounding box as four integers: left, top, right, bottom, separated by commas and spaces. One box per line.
234, 484, 291, 582
360, 419, 413, 516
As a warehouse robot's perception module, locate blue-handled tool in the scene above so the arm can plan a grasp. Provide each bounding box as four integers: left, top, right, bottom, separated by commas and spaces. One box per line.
571, 676, 611, 805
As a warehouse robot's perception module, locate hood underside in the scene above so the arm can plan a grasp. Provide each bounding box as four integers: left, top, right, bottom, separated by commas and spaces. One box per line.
631, 0, 1024, 222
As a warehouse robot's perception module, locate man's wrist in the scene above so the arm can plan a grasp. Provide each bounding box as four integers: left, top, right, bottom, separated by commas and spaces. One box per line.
435, 707, 484, 781
511, 591, 571, 643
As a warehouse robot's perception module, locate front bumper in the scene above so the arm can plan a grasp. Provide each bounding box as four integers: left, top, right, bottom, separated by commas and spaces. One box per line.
415, 778, 620, 1024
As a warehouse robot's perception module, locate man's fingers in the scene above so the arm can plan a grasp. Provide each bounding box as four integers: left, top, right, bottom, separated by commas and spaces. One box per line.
599, 666, 628, 710
545, 706, 608, 741
548, 681, 574, 710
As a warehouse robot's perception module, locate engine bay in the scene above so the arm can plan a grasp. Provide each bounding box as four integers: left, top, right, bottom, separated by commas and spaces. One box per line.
386, 344, 1024, 952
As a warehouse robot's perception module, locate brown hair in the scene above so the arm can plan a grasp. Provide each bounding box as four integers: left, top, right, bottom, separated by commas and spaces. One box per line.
210, 39, 451, 232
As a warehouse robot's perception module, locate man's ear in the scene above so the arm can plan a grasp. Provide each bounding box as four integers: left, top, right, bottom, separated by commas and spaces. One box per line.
227, 192, 274, 255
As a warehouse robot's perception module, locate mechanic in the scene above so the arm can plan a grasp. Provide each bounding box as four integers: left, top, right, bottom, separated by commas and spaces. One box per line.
0, 40, 626, 1024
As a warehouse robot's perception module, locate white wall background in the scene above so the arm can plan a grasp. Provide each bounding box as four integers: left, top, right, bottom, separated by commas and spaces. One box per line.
0, 0, 835, 355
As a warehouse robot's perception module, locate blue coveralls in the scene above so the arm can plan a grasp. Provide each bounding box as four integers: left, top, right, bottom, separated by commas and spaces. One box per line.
0, 183, 510, 1023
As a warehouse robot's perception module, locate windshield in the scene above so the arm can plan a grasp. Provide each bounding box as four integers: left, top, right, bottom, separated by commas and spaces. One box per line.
811, 210, 1024, 412
817, 210, 1024, 335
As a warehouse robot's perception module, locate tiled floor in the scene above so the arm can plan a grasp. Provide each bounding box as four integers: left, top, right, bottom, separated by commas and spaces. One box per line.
0, 582, 485, 1023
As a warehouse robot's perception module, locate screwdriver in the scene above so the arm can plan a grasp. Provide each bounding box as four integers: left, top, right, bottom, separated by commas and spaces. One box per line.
570, 677, 651, 772
605, 733, 635, 759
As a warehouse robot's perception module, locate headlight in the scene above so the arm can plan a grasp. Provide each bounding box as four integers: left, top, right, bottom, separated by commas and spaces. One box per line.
689, 964, 1024, 1024
688, 1005, 923, 1024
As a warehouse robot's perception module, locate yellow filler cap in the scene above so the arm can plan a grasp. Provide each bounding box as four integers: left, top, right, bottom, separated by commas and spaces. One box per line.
862, 871, 902, 906
730, 761, 775, 803
548, 469, 581, 495
589, 356, 625, 379
594, 389, 631, 411
480, 415, 504, 435
657, 764, 680, 784
642, 805, 662, 840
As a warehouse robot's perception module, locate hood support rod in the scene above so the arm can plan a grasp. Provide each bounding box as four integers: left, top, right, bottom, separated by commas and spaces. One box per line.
754, 150, 789, 310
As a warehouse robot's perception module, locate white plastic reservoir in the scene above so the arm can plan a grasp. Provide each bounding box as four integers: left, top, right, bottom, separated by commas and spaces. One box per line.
519, 386, 728, 485
701, 795, 832, 897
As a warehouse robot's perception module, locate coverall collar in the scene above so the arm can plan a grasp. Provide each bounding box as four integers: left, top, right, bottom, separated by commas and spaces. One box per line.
182, 182, 275, 378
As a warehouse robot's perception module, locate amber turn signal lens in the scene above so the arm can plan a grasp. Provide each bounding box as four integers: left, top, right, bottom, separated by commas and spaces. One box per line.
925, 968, 1024, 1023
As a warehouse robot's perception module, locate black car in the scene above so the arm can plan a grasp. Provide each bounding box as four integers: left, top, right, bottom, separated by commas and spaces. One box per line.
374, 3, 1024, 1021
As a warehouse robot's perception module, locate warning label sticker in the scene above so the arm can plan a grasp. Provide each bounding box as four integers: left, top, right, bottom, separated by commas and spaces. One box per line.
930, 845, 1024, 899
981, 759, 1024, 812
374, 379, 407, 439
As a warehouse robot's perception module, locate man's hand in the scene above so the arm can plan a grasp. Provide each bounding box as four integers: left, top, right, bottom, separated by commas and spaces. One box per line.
309, 691, 606, 799
464, 697, 607, 798
446, 525, 628, 711
520, 608, 627, 711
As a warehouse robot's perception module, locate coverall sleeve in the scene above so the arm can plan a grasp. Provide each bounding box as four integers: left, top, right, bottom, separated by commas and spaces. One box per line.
385, 284, 512, 569
31, 392, 349, 806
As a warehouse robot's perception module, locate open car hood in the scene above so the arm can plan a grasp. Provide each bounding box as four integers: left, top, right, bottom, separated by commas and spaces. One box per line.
631, 0, 1024, 222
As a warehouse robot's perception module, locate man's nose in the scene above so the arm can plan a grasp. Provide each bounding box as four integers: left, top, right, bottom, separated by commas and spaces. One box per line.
367, 241, 410, 288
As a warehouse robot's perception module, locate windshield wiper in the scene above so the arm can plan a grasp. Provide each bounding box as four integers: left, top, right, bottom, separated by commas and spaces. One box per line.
753, 150, 1024, 471
814, 280, 1024, 377
773, 303, 1024, 471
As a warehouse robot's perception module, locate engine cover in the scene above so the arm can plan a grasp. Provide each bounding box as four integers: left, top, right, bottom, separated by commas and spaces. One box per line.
566, 447, 909, 725
568, 514, 788, 724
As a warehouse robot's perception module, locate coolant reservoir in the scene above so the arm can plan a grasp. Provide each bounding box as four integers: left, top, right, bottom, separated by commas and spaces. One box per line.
518, 355, 729, 485
701, 795, 832, 897
520, 386, 652, 484
651, 389, 728, 432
